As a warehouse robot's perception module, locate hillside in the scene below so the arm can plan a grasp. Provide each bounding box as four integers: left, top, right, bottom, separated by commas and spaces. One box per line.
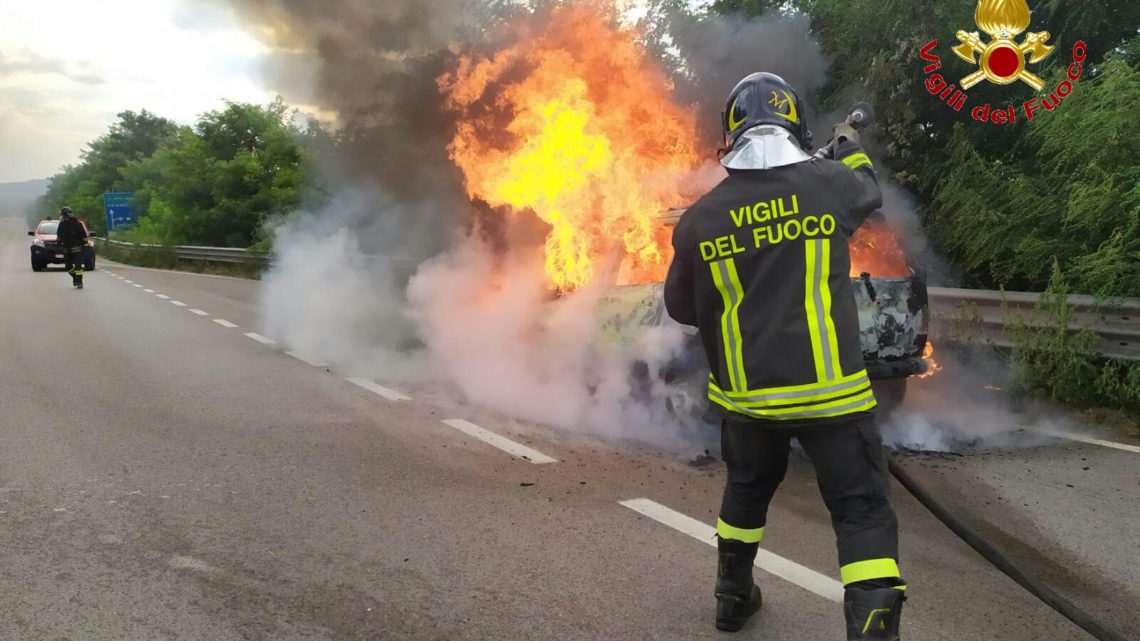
0, 179, 49, 219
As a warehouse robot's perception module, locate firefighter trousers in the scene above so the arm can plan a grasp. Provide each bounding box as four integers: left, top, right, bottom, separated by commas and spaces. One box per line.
65, 248, 84, 282
717, 415, 903, 587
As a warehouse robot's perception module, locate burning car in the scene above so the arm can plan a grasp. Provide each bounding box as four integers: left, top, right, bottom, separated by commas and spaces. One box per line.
596, 209, 930, 420
439, 5, 932, 419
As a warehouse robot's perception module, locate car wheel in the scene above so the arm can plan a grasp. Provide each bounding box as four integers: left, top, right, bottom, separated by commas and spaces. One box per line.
31, 258, 43, 272
871, 378, 908, 416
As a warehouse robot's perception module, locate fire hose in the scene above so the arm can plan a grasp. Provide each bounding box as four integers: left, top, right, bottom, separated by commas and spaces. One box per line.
886, 453, 1130, 641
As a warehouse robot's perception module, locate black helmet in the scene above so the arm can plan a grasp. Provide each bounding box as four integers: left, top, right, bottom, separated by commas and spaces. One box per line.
722, 72, 812, 151
60, 206, 73, 217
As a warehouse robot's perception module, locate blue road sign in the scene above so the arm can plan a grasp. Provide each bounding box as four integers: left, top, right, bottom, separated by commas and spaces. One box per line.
103, 192, 138, 231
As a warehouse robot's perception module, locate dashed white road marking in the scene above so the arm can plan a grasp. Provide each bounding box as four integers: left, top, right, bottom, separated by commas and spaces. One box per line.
144, 288, 155, 293
123, 280, 134, 284
286, 351, 328, 368
619, 498, 844, 603
441, 419, 558, 464
189, 308, 209, 316
171, 301, 187, 307
346, 377, 411, 402
156, 294, 170, 300
212, 319, 238, 329
1042, 430, 1140, 454
243, 332, 276, 345
132, 284, 143, 288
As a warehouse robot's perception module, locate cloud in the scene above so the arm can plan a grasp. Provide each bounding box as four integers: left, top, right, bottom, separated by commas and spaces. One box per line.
0, 51, 106, 85
0, 0, 273, 181
171, 1, 242, 31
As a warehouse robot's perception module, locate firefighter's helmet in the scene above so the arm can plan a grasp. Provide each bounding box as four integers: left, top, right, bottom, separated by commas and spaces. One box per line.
60, 206, 73, 217
722, 73, 812, 151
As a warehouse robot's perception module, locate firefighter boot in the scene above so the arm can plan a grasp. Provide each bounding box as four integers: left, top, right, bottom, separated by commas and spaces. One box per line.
715, 539, 762, 632
844, 586, 904, 640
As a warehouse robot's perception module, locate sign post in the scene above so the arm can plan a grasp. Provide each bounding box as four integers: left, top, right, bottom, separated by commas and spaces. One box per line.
103, 192, 138, 233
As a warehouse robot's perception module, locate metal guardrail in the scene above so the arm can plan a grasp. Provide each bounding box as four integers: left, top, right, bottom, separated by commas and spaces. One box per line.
929, 287, 1140, 361
96, 238, 272, 267
94, 238, 1139, 360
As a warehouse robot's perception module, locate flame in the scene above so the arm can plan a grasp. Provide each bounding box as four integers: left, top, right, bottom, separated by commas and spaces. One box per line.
439, 4, 699, 290
918, 342, 942, 379
849, 224, 910, 277
975, 0, 1031, 38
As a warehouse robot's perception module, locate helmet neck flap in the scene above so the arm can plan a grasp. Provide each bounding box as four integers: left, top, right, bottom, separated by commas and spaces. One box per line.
721, 126, 811, 170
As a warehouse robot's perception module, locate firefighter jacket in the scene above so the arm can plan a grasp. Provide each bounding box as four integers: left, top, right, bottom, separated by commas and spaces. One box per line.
664, 140, 882, 424
56, 217, 87, 249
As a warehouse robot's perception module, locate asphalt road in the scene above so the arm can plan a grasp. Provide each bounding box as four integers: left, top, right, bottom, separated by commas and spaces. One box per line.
2, 219, 1137, 640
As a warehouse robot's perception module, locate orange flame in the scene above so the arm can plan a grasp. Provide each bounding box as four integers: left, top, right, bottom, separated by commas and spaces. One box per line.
439, 4, 700, 290
849, 224, 911, 277
918, 341, 942, 379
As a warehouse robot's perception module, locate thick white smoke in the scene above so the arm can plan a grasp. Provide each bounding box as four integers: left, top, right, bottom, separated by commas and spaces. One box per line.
405, 234, 701, 447
260, 201, 706, 450
881, 349, 1072, 452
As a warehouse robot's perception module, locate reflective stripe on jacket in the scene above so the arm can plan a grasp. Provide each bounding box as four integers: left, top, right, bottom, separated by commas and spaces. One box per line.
664, 141, 882, 424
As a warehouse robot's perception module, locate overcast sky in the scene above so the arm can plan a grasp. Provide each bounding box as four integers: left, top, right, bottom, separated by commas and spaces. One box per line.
0, 0, 275, 182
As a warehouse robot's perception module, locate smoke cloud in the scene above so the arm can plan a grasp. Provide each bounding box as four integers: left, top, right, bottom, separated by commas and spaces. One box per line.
229, 0, 802, 450
880, 345, 1071, 452
406, 235, 703, 447
230, 1, 1074, 456
666, 11, 829, 147
216, 0, 486, 203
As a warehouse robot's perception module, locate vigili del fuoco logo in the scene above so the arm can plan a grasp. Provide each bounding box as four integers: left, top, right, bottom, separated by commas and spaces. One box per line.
916, 0, 1087, 125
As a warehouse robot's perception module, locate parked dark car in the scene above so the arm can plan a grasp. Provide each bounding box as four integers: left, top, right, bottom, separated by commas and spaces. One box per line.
29, 219, 97, 272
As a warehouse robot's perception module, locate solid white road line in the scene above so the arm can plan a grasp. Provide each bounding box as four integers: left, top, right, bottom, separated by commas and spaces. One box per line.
213, 319, 239, 328
1042, 430, 1140, 454
346, 377, 411, 402
189, 308, 210, 316
144, 289, 155, 293
156, 294, 170, 300
286, 351, 328, 368
170, 301, 187, 307
243, 332, 277, 345
441, 419, 559, 465
619, 498, 844, 603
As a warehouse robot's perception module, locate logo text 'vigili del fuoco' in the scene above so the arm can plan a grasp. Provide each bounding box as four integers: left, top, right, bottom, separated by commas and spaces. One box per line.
916, 0, 1086, 125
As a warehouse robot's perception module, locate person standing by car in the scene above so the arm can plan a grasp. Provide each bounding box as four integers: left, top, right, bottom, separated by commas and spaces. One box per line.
663, 72, 906, 639
56, 207, 87, 289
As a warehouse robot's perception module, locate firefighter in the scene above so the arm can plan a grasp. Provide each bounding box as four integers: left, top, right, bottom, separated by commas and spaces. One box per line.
56, 207, 87, 289
663, 73, 905, 639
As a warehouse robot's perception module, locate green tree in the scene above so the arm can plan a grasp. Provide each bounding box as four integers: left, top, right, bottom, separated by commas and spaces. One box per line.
122, 100, 313, 247
927, 54, 1140, 295
37, 110, 179, 233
